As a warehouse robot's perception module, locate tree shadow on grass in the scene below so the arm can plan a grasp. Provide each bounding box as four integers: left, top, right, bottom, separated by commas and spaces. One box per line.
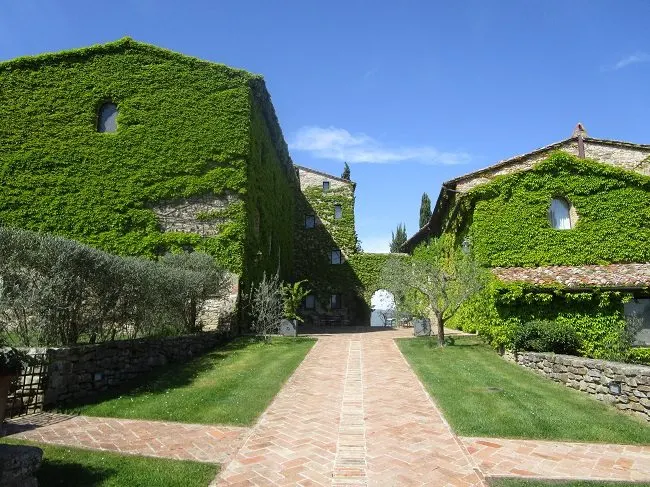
37, 460, 115, 487
57, 337, 262, 413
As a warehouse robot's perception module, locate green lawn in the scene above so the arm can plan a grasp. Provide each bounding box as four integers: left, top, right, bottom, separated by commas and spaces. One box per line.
489, 480, 650, 487
1, 439, 217, 487
64, 337, 315, 425
397, 336, 650, 444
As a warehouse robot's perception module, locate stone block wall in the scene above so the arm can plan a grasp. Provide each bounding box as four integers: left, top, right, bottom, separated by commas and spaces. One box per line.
504, 351, 650, 422
17, 331, 228, 408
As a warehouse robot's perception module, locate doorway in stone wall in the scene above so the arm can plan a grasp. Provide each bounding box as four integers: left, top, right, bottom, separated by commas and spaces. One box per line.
370, 290, 396, 327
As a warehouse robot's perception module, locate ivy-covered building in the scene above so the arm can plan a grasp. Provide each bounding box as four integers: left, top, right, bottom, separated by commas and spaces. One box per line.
403, 124, 650, 361
0, 38, 389, 326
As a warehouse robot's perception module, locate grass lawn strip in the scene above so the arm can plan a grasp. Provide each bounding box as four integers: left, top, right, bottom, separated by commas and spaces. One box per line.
397, 336, 650, 444
65, 336, 315, 425
1, 438, 218, 487
489, 480, 650, 487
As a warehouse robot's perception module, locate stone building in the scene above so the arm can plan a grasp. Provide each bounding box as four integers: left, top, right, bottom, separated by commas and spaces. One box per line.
0, 38, 388, 327
403, 124, 650, 357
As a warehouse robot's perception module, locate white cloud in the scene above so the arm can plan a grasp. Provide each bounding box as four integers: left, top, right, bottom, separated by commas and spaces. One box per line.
603, 51, 650, 71
360, 235, 390, 253
289, 126, 470, 165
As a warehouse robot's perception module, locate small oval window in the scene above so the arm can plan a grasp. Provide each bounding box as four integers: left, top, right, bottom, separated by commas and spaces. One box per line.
97, 102, 118, 133
549, 197, 575, 230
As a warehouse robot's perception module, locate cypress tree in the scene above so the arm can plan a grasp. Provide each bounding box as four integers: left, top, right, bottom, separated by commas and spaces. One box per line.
419, 192, 432, 229
389, 223, 407, 253
341, 162, 351, 180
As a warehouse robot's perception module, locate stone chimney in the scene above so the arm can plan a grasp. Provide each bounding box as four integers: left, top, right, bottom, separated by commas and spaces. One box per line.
572, 123, 587, 158
572, 122, 588, 138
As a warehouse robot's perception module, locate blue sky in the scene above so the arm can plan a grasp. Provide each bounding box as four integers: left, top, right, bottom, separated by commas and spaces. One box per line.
2, 1, 649, 252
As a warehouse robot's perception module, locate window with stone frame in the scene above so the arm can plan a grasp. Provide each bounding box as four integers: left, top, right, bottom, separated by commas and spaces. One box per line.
305, 214, 316, 228
334, 204, 342, 220
624, 298, 650, 346
549, 197, 576, 230
304, 294, 316, 310
97, 102, 118, 133
330, 249, 342, 265
330, 294, 342, 310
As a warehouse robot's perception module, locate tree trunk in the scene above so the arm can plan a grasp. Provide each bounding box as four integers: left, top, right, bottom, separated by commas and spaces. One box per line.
436, 312, 445, 347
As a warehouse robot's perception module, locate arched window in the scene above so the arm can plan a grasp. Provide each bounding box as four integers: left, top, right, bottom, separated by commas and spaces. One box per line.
97, 102, 118, 133
549, 197, 574, 229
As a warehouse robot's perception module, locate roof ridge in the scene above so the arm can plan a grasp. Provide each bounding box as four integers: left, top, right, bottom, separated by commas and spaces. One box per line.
0, 37, 258, 78
295, 165, 355, 185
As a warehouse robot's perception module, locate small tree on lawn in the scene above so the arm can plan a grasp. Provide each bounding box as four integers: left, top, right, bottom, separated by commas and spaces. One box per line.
248, 273, 283, 340
380, 237, 486, 346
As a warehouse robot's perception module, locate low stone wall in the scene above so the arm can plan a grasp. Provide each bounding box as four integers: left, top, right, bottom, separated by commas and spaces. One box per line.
16, 331, 228, 408
504, 351, 650, 422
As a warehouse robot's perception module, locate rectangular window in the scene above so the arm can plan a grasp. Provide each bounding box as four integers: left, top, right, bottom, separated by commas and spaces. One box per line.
330, 294, 342, 309
304, 294, 316, 310
323, 181, 330, 191
330, 249, 342, 264
334, 204, 342, 220
305, 215, 315, 228
624, 298, 650, 346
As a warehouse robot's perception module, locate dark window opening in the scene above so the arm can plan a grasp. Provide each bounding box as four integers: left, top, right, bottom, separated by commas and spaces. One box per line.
97, 102, 118, 133
330, 294, 342, 309
334, 205, 342, 220
330, 249, 342, 264
323, 181, 330, 191
305, 215, 316, 228
304, 295, 316, 310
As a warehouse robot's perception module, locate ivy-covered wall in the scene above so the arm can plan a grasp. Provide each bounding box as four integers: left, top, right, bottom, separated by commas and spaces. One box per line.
0, 38, 293, 282
451, 153, 650, 267
438, 152, 650, 361
293, 169, 395, 323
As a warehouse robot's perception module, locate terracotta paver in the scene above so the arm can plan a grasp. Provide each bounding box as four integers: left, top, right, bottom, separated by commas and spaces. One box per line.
5, 412, 248, 463
4, 328, 650, 486
216, 329, 485, 486
463, 437, 650, 482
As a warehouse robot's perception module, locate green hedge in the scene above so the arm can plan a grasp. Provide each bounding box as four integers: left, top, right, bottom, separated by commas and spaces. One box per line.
0, 227, 228, 346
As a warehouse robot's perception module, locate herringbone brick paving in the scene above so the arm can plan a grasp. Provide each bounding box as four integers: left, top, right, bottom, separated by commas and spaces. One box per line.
5, 328, 650, 486
5, 413, 248, 463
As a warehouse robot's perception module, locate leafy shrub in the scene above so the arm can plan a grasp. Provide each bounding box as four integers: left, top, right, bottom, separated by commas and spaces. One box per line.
0, 227, 228, 346
513, 320, 580, 355
627, 348, 650, 366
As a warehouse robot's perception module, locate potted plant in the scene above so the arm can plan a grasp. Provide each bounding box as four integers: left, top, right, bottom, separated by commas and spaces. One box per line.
0, 345, 32, 426
281, 280, 311, 334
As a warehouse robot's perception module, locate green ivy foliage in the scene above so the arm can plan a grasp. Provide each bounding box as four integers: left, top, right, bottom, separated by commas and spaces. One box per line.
439, 152, 650, 362
451, 152, 650, 267
0, 38, 293, 279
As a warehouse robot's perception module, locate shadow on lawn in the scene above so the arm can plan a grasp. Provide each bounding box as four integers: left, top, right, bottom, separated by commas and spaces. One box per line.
37, 460, 114, 487
58, 337, 264, 413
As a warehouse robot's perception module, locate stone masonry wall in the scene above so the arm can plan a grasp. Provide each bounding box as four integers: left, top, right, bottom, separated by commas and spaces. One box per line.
504, 351, 650, 422
17, 331, 228, 408
457, 139, 650, 192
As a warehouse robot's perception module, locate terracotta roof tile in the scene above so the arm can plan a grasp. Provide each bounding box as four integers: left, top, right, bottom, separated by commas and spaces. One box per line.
492, 263, 650, 289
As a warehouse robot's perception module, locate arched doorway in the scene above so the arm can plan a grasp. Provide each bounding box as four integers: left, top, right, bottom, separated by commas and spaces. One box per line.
370, 289, 396, 327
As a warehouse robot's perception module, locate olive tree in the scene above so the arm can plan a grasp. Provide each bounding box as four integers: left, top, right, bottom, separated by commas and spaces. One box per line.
380, 237, 486, 346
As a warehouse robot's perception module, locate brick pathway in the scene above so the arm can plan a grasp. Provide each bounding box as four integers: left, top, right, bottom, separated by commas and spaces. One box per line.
463, 437, 650, 482
4, 328, 650, 486
5, 412, 248, 463
215, 329, 485, 486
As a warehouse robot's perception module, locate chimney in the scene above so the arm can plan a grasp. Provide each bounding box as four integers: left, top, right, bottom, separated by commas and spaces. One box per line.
572, 122, 588, 138
572, 122, 587, 158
